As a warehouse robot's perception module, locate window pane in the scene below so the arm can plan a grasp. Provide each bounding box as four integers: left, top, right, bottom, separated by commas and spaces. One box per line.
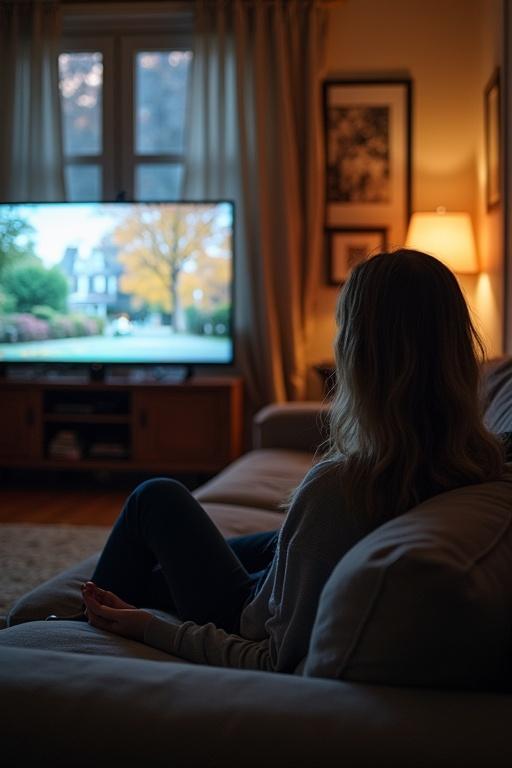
59, 52, 103, 156
135, 51, 192, 154
135, 164, 183, 200
65, 164, 101, 201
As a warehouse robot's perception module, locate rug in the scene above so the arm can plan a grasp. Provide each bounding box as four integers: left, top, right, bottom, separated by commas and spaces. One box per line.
0, 523, 109, 618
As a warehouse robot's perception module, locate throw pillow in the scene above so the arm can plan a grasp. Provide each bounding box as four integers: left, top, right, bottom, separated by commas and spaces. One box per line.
304, 476, 512, 691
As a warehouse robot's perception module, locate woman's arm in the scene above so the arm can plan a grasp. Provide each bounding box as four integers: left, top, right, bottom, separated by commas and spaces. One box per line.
144, 615, 274, 669
82, 582, 274, 668
82, 551, 331, 673
140, 546, 336, 672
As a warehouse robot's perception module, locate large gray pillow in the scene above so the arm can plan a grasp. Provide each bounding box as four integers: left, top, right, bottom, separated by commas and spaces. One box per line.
304, 475, 512, 690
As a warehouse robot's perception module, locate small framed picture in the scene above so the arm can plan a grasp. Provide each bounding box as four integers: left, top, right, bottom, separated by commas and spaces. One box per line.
484, 68, 500, 210
327, 227, 387, 285
323, 79, 412, 247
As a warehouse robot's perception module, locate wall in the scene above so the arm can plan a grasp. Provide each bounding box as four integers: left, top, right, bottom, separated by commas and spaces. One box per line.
473, 0, 504, 357
306, 0, 504, 398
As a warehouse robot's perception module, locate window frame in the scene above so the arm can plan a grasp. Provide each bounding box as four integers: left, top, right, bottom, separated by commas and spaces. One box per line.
59, 7, 194, 202
59, 36, 115, 200
120, 33, 193, 201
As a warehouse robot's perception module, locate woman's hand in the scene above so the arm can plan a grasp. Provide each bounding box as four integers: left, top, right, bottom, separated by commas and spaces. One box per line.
81, 581, 135, 610
81, 582, 152, 642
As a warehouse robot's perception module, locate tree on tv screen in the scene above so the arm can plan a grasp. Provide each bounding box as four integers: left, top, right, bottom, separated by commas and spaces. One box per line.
3, 263, 68, 314
113, 204, 230, 333
0, 213, 36, 279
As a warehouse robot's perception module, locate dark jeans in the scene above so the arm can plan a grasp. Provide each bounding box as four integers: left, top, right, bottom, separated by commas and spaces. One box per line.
92, 478, 278, 634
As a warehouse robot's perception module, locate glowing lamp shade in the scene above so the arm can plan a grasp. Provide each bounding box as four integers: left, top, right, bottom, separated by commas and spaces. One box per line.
405, 210, 479, 274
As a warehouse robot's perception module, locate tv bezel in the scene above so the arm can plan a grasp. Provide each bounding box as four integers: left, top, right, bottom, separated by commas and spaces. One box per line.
0, 199, 236, 376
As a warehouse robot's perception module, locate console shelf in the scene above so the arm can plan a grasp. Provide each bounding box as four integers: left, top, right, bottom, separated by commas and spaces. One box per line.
0, 377, 243, 474
44, 414, 131, 424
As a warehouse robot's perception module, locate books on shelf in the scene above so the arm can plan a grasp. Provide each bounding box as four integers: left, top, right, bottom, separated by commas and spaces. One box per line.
88, 442, 128, 459
48, 430, 83, 461
48, 430, 128, 461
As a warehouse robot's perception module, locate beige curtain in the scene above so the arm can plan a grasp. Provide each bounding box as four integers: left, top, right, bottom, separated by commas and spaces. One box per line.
0, 0, 65, 201
183, 0, 327, 409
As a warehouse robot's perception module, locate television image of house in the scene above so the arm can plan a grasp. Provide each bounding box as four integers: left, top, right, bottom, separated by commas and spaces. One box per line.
59, 239, 131, 320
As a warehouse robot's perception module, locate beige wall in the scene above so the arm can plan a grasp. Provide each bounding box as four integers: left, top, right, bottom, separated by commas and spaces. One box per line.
306, 0, 504, 398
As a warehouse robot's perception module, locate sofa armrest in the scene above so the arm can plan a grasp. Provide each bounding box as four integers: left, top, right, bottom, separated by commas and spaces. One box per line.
252, 402, 330, 452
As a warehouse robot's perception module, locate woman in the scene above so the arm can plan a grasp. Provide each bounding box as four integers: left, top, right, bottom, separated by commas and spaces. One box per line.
81, 249, 505, 672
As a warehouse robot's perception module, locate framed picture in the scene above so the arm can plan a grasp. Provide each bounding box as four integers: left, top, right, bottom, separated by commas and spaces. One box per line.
484, 68, 500, 210
327, 226, 387, 285
323, 79, 412, 247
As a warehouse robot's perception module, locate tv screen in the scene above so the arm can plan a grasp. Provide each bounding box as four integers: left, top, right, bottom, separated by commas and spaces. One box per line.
0, 201, 234, 367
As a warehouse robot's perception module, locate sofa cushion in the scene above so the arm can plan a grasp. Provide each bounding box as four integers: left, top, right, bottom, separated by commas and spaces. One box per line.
194, 448, 313, 510
205, 503, 284, 537
7, 554, 99, 626
304, 475, 512, 691
0, 618, 183, 662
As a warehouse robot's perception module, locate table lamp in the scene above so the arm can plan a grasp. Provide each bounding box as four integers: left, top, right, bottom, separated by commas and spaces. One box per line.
405, 207, 479, 274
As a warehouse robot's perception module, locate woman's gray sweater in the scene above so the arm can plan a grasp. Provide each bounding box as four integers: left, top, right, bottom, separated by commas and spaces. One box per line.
143, 459, 371, 673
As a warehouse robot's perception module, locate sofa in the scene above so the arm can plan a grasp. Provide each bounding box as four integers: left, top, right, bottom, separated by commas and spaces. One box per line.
1, 357, 512, 767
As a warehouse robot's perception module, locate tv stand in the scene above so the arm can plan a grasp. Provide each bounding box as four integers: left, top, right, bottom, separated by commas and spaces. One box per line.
0, 376, 243, 475
89, 363, 106, 382
2, 363, 197, 385
137, 365, 195, 384
89, 364, 194, 384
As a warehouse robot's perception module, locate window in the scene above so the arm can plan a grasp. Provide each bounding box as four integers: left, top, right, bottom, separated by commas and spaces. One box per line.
133, 49, 193, 200
77, 275, 89, 296
93, 274, 106, 294
59, 12, 193, 202
59, 51, 104, 201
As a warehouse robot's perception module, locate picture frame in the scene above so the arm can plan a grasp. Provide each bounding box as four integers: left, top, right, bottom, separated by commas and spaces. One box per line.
326, 226, 387, 286
323, 78, 412, 248
484, 68, 500, 210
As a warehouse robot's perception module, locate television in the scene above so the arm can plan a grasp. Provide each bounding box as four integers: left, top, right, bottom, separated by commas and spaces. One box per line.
0, 201, 234, 376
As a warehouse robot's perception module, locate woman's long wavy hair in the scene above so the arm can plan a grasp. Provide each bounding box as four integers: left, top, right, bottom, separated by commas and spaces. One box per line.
327, 249, 504, 522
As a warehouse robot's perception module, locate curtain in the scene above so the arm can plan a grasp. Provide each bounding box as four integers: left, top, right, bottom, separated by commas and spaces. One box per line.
183, 0, 327, 409
0, 0, 65, 201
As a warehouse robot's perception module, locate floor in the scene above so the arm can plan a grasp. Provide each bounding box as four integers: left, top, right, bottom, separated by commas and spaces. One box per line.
0, 484, 126, 525
0, 470, 206, 525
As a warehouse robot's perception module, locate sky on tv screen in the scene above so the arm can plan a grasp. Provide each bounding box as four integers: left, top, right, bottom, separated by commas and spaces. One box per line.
0, 202, 233, 364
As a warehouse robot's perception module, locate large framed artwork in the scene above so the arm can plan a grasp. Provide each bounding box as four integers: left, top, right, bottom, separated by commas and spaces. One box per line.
323, 78, 412, 248
484, 68, 500, 210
